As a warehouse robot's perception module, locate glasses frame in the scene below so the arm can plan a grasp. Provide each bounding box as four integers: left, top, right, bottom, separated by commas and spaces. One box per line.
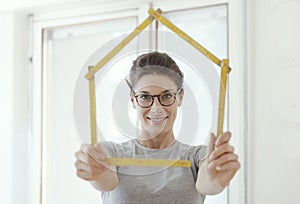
134, 91, 179, 108
125, 79, 182, 108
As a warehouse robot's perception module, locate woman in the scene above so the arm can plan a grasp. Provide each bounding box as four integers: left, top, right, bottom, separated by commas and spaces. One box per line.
74, 52, 240, 203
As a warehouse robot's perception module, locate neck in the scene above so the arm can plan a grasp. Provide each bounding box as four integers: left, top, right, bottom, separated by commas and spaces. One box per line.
137, 129, 176, 149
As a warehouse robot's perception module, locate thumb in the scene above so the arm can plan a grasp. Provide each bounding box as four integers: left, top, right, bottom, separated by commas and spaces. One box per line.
207, 133, 216, 156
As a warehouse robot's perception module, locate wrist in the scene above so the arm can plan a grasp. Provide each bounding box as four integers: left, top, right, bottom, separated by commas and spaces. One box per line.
196, 160, 225, 195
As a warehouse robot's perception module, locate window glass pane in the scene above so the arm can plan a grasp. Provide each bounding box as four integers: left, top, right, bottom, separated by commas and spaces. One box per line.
162, 6, 227, 58
160, 5, 228, 204
45, 17, 137, 204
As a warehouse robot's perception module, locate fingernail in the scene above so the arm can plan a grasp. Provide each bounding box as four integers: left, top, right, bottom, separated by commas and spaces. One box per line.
216, 166, 222, 171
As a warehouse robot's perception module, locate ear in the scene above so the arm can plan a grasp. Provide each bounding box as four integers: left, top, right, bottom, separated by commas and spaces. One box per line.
177, 89, 184, 107
130, 94, 137, 109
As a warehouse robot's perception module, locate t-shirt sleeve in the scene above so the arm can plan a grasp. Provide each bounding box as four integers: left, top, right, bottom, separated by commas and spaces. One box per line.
99, 141, 120, 158
193, 145, 208, 170
189, 145, 208, 182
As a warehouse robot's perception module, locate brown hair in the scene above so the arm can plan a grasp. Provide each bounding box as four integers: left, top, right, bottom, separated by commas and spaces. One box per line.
129, 52, 184, 91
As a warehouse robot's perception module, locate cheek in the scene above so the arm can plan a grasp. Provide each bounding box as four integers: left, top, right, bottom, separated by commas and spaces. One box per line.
166, 106, 178, 118
137, 108, 148, 118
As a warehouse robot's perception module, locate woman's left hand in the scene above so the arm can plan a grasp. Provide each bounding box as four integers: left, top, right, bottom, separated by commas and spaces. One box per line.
196, 131, 240, 194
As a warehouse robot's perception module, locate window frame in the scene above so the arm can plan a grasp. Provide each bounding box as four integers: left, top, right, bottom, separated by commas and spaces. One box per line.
30, 1, 247, 204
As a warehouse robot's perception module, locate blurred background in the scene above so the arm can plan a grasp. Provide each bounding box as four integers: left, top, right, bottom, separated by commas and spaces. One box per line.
0, 0, 299, 204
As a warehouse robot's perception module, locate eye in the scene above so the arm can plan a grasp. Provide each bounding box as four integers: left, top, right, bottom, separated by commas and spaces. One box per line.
161, 93, 173, 100
139, 95, 152, 100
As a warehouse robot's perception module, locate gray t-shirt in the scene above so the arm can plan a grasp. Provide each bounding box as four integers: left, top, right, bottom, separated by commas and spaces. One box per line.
100, 139, 207, 204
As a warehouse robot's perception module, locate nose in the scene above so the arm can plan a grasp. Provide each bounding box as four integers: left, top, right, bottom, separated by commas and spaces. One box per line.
149, 98, 165, 114
152, 96, 161, 107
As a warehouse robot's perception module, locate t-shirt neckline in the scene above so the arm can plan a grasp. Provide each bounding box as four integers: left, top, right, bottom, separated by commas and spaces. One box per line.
132, 139, 179, 152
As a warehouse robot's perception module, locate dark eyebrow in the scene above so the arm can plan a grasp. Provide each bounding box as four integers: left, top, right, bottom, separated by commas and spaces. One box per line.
139, 91, 150, 94
137, 90, 174, 94
161, 90, 173, 93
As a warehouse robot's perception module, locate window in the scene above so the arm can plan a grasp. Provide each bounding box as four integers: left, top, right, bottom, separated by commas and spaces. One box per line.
30, 1, 246, 204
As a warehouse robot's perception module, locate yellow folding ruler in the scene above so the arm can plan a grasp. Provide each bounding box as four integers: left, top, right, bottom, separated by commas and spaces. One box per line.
106, 158, 191, 167
86, 8, 231, 168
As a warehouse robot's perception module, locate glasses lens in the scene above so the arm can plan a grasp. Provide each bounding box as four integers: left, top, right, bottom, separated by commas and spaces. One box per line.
136, 95, 152, 108
159, 93, 175, 106
135, 93, 176, 108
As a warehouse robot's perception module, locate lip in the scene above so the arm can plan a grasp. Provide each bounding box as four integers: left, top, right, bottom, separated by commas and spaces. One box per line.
146, 116, 168, 123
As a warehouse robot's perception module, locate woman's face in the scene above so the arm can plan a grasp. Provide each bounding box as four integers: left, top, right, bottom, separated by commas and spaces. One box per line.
130, 74, 183, 139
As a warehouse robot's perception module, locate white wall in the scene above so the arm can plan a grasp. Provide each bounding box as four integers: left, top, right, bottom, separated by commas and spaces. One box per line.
11, 11, 30, 204
0, 11, 30, 204
0, 11, 14, 204
248, 0, 300, 203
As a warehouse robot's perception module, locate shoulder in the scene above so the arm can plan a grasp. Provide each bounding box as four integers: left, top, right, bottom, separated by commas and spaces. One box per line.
188, 144, 208, 157
99, 140, 133, 157
176, 141, 208, 170
176, 141, 208, 159
174, 141, 208, 181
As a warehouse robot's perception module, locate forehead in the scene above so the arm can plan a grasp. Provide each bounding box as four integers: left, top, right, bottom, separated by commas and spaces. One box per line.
134, 74, 177, 93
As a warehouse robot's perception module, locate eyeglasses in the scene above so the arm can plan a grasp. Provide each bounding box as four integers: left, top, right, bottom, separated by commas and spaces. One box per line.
125, 79, 182, 108
134, 92, 178, 108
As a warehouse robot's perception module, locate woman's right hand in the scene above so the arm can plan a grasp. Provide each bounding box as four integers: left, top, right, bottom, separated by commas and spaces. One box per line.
74, 143, 119, 191
74, 143, 109, 181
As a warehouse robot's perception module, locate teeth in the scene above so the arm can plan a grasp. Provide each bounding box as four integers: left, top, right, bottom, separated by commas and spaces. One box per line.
148, 117, 167, 122
152, 118, 164, 122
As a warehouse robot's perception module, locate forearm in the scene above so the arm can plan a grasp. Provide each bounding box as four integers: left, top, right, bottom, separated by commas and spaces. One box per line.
90, 168, 119, 192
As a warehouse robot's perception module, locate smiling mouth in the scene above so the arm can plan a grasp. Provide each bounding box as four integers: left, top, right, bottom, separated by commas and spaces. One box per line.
146, 116, 168, 123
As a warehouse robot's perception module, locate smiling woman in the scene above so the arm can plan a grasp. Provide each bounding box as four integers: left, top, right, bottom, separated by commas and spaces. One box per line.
126, 52, 185, 143
127, 53, 184, 144
74, 52, 240, 204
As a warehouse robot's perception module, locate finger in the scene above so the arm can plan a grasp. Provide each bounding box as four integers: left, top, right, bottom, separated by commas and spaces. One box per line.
82, 144, 103, 161
210, 153, 239, 169
74, 160, 90, 172
216, 160, 240, 172
76, 170, 93, 181
215, 131, 232, 148
75, 158, 111, 175
94, 143, 107, 157
89, 146, 107, 163
209, 144, 235, 161
207, 133, 216, 156
75, 151, 90, 163
85, 147, 113, 168
75, 150, 105, 167
80, 144, 91, 153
